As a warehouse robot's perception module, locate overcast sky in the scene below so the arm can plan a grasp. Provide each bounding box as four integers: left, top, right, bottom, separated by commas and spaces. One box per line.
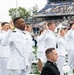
0, 0, 47, 22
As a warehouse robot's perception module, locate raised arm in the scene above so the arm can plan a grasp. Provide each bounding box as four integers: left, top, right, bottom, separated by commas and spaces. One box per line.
37, 23, 49, 41
1, 20, 15, 45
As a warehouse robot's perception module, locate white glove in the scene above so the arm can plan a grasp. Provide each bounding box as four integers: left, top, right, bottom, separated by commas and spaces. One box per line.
25, 62, 30, 71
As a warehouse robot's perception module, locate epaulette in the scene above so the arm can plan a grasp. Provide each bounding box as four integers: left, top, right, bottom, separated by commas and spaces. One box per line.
12, 31, 16, 32
22, 32, 26, 34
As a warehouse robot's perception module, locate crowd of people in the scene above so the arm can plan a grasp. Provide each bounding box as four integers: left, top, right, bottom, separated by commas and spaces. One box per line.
39, 2, 74, 15
36, 21, 74, 75
0, 17, 74, 75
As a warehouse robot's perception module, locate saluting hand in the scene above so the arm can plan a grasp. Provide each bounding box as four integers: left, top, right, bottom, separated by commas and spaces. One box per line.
45, 22, 49, 30
0, 23, 2, 30
9, 20, 15, 30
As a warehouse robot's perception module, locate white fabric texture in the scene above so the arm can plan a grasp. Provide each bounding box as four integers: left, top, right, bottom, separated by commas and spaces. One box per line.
0, 58, 9, 75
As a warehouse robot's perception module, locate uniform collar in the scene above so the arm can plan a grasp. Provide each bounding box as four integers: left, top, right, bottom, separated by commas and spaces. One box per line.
14, 28, 23, 33
0, 30, 6, 33
69, 29, 74, 31
47, 60, 56, 65
48, 30, 54, 33
14, 28, 27, 35
47, 60, 53, 64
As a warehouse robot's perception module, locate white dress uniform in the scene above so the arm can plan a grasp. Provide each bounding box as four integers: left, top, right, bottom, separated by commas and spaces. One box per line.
66, 29, 74, 70
1, 28, 29, 75
37, 35, 46, 63
57, 36, 67, 75
39, 30, 57, 50
0, 30, 10, 75
25, 31, 33, 74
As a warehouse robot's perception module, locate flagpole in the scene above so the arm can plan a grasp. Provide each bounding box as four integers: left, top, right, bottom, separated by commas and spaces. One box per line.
16, 0, 18, 17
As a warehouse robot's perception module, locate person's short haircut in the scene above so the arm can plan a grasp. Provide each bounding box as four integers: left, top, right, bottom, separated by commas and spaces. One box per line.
47, 22, 55, 27
69, 23, 74, 30
2, 22, 9, 26
39, 29, 44, 35
13, 17, 23, 25
26, 25, 30, 28
45, 48, 55, 58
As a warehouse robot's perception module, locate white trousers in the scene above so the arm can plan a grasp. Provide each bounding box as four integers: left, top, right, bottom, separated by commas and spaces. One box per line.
25, 53, 33, 75
68, 50, 74, 70
9, 70, 26, 75
0, 58, 9, 75
57, 56, 65, 75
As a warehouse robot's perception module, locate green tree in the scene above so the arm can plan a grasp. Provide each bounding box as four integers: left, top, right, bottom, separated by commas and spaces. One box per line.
9, 7, 30, 20
29, 4, 39, 16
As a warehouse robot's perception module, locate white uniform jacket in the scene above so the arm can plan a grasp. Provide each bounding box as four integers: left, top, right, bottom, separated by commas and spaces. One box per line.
37, 35, 45, 52
38, 30, 57, 50
66, 29, 74, 50
25, 31, 33, 53
37, 35, 46, 60
1, 28, 29, 69
57, 36, 67, 56
0, 30, 10, 58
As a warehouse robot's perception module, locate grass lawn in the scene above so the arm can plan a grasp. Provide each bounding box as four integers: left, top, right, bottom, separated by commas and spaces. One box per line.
31, 46, 40, 75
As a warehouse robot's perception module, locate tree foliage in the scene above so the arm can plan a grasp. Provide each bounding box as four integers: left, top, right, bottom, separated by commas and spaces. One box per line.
9, 7, 30, 20
29, 4, 39, 16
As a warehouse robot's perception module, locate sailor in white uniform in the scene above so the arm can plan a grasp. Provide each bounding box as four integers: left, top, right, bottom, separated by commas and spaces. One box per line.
25, 25, 33, 75
65, 23, 74, 71
57, 27, 67, 75
0, 22, 10, 75
37, 29, 46, 73
36, 22, 56, 73
1, 17, 29, 75
38, 22, 56, 50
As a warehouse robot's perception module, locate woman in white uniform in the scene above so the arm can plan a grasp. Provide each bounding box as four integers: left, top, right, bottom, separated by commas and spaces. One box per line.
57, 27, 67, 75
66, 23, 74, 71
37, 29, 46, 73
25, 25, 33, 75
